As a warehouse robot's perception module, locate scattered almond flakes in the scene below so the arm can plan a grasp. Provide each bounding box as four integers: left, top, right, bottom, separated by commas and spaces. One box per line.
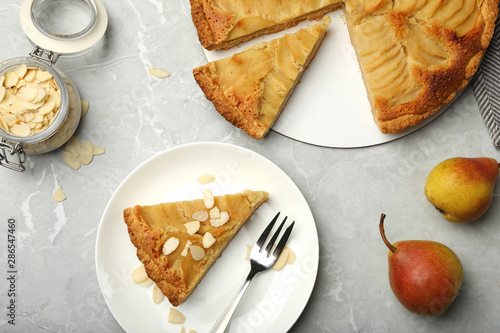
91, 143, 105, 155
148, 67, 170, 79
202, 232, 216, 249
168, 308, 185, 324
210, 211, 229, 227
62, 135, 105, 169
184, 221, 200, 235
197, 174, 215, 184
189, 245, 205, 261
131, 264, 149, 283
80, 99, 89, 118
192, 211, 208, 222
163, 237, 180, 255
244, 245, 297, 271
65, 136, 81, 156
181, 240, 192, 257
152, 284, 165, 304
203, 189, 214, 209
138, 277, 154, 288
62, 150, 81, 170
79, 141, 94, 165
52, 186, 66, 203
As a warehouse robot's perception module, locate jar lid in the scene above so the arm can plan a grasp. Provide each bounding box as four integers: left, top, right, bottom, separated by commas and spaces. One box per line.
19, 0, 108, 56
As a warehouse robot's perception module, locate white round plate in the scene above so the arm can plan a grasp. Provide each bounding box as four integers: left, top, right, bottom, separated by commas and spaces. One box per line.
95, 142, 319, 333
203, 10, 448, 148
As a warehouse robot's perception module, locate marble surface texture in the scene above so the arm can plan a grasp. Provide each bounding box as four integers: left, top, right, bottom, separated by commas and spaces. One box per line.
1, 1, 500, 332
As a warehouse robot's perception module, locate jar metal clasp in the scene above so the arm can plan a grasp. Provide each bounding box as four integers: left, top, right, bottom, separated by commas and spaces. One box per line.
29, 46, 60, 65
0, 140, 27, 172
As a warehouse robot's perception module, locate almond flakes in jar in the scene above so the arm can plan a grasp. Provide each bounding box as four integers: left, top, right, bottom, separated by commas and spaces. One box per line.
0, 0, 108, 172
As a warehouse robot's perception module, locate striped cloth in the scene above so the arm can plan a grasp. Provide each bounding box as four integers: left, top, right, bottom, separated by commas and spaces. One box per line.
472, 11, 500, 146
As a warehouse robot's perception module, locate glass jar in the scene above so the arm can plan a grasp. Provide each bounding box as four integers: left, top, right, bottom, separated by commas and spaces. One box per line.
0, 0, 107, 171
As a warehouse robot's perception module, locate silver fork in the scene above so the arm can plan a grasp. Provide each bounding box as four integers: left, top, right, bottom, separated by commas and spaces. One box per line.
209, 212, 294, 333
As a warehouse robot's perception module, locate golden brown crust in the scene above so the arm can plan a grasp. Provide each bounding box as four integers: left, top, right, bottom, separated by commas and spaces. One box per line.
124, 190, 269, 306
193, 64, 268, 139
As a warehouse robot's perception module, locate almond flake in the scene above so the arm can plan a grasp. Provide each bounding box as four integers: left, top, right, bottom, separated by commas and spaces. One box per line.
203, 189, 215, 209
24, 69, 36, 82
245, 244, 252, 261
162, 237, 180, 255
131, 264, 149, 283
272, 248, 290, 271
79, 141, 94, 165
52, 186, 66, 203
192, 211, 208, 221
138, 277, 154, 287
181, 240, 192, 257
189, 245, 205, 261
38, 100, 55, 115
152, 284, 165, 304
91, 143, 106, 156
184, 221, 200, 235
80, 99, 89, 118
209, 206, 220, 219
35, 70, 52, 82
65, 136, 81, 157
197, 174, 215, 184
62, 150, 81, 170
21, 86, 39, 102
167, 308, 185, 324
210, 211, 229, 227
4, 71, 19, 88
202, 232, 216, 249
10, 123, 30, 137
13, 64, 27, 78
148, 67, 170, 79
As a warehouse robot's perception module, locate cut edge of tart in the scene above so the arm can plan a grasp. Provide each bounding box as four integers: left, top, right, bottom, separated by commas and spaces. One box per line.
123, 189, 269, 307
189, 0, 342, 50
193, 17, 331, 139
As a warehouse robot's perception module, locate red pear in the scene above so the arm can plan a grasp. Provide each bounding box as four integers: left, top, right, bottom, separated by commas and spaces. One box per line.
379, 214, 464, 316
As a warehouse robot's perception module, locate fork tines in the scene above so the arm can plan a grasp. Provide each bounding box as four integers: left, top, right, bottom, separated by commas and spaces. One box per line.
257, 212, 294, 258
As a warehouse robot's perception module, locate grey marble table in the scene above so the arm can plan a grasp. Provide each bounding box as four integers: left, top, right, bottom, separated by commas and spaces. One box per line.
1, 1, 499, 332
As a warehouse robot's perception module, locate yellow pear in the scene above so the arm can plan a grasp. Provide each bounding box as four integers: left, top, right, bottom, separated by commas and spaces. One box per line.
424, 157, 499, 223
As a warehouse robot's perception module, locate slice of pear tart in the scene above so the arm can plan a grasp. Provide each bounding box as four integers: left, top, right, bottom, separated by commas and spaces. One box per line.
124, 189, 269, 306
193, 18, 331, 139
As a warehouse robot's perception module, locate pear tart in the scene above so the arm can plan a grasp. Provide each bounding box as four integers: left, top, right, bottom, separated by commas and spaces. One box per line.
123, 190, 269, 306
190, 0, 498, 135
345, 0, 498, 133
190, 0, 342, 50
193, 18, 331, 139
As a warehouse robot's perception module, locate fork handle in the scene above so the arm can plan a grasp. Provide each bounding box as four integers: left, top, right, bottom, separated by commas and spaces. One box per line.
210, 271, 257, 333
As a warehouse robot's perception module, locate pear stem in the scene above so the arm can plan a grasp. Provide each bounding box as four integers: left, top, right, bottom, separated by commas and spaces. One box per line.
379, 213, 397, 253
